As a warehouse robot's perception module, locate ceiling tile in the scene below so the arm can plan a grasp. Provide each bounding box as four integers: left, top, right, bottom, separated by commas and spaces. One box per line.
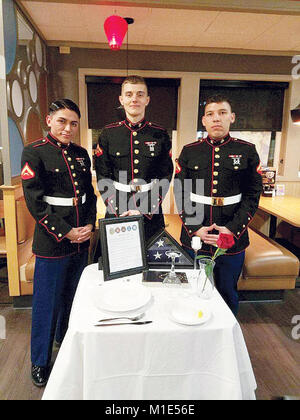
20, 1, 300, 52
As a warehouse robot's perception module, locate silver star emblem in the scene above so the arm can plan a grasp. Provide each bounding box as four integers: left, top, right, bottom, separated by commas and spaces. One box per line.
156, 239, 164, 247
153, 252, 162, 260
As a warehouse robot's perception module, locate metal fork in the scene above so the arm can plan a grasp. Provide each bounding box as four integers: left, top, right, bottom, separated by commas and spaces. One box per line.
97, 313, 144, 323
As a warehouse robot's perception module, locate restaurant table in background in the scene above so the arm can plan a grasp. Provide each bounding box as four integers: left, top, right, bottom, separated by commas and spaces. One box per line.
42, 264, 257, 400
258, 195, 300, 238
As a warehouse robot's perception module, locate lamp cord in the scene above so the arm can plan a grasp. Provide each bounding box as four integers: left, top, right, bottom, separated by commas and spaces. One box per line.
126, 29, 129, 76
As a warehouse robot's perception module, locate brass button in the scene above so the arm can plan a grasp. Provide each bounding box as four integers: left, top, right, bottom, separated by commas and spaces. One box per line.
68, 157, 72, 161
134, 140, 139, 145
74, 181, 78, 186
134, 150, 139, 155
237, 231, 240, 235
44, 220, 48, 224
151, 153, 155, 156
133, 178, 138, 183
212, 189, 217, 193
133, 131, 137, 136
213, 171, 218, 176
73, 173, 76, 177
214, 162, 219, 167
215, 147, 220, 152
243, 224, 246, 228
213, 180, 218, 185
194, 166, 199, 170
55, 168, 59, 172
51, 226, 55, 231
134, 169, 139, 174
215, 154, 220, 159
76, 190, 80, 194
58, 233, 62, 238
134, 159, 139, 164
234, 166, 239, 170
116, 152, 120, 156
70, 165, 74, 169
64, 150, 68, 154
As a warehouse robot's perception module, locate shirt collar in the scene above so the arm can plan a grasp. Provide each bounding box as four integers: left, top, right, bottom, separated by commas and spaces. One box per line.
47, 133, 70, 149
125, 118, 145, 129
206, 133, 231, 145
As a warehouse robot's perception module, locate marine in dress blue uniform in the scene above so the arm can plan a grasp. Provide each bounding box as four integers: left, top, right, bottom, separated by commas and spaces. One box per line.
95, 118, 173, 239
21, 100, 97, 386
175, 96, 262, 314
94, 76, 173, 245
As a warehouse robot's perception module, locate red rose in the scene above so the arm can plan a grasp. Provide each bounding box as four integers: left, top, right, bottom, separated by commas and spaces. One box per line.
217, 233, 235, 249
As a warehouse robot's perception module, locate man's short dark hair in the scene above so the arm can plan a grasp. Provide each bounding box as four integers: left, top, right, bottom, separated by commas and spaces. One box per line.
121, 75, 148, 94
204, 95, 232, 111
49, 99, 81, 118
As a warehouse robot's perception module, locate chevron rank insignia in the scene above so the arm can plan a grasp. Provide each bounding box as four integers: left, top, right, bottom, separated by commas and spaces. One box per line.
21, 162, 35, 180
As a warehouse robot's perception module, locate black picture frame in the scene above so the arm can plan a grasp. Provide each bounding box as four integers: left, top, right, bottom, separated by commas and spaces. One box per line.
99, 215, 148, 281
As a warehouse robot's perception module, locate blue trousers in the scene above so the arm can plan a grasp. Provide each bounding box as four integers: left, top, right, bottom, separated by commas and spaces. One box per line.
31, 251, 88, 367
184, 247, 245, 316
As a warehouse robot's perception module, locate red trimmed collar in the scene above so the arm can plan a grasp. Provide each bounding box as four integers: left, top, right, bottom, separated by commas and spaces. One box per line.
205, 134, 232, 147
47, 133, 70, 149
124, 118, 146, 130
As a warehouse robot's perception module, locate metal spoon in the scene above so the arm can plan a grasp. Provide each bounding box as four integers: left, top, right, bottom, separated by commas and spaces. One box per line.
97, 313, 144, 323
95, 321, 152, 327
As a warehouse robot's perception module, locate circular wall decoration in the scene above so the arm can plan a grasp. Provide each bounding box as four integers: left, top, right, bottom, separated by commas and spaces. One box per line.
35, 36, 43, 67
3, 0, 17, 75
28, 69, 38, 103
11, 79, 24, 118
8, 117, 24, 177
38, 72, 48, 121
17, 60, 27, 85
24, 107, 44, 145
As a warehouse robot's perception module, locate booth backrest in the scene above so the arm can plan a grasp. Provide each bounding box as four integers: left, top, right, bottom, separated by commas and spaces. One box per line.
16, 197, 35, 244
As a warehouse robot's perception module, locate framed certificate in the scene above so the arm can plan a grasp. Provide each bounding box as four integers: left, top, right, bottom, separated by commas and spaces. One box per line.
99, 215, 148, 280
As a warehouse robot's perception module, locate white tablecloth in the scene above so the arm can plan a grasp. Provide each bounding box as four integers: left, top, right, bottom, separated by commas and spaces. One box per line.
42, 264, 256, 400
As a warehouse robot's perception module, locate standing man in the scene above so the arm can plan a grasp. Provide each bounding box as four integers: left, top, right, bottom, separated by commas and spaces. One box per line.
95, 75, 173, 242
21, 99, 97, 386
175, 95, 262, 315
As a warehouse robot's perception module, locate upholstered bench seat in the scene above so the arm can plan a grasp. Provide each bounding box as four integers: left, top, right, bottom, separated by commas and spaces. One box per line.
238, 228, 299, 290
0, 236, 7, 255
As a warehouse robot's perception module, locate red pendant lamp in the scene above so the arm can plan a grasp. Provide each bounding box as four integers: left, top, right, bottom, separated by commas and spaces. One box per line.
104, 15, 128, 50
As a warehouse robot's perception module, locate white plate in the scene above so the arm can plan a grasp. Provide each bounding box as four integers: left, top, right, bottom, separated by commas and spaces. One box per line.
169, 298, 212, 325
95, 281, 152, 313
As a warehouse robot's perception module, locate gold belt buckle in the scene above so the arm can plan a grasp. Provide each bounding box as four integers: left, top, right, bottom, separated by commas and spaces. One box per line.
131, 184, 141, 192
73, 197, 79, 206
212, 197, 224, 206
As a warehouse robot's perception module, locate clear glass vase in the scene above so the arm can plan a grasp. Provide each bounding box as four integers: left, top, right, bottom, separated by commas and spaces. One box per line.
197, 258, 215, 299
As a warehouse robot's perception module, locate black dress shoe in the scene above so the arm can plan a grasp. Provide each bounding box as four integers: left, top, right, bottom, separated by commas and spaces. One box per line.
31, 364, 49, 387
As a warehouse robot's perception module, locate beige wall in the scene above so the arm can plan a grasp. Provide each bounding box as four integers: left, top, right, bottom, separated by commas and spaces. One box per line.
47, 47, 294, 104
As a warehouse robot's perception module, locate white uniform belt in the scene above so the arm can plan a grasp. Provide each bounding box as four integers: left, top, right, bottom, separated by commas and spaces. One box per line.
43, 193, 86, 206
113, 180, 155, 193
190, 192, 242, 206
